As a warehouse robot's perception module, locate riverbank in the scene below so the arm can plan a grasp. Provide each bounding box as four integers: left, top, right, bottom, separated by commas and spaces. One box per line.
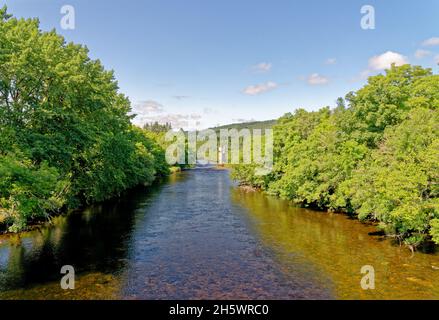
236, 182, 439, 254
0, 10, 171, 233
2, 170, 439, 299
0, 171, 171, 236
231, 65, 439, 248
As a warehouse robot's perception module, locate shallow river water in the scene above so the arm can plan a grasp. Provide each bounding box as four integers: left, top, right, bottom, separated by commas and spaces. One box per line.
0, 169, 438, 299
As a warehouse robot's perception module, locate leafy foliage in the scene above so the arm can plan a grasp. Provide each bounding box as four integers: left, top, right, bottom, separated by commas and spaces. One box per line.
232, 65, 439, 246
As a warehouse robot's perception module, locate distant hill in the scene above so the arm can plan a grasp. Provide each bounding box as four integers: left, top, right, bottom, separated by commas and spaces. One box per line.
210, 119, 276, 133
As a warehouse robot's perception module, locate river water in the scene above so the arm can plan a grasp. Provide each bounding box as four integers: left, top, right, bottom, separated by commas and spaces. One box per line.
0, 169, 438, 299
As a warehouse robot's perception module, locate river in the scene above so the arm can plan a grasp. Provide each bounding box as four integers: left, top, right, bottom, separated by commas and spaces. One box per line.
0, 169, 438, 299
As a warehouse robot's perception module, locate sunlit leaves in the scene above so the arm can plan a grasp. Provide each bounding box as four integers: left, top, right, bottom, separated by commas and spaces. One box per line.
0, 7, 168, 231
232, 65, 439, 246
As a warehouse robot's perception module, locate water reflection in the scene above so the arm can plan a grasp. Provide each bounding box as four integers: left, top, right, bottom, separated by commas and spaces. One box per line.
231, 188, 439, 299
1, 170, 438, 300
119, 169, 330, 299
0, 183, 164, 298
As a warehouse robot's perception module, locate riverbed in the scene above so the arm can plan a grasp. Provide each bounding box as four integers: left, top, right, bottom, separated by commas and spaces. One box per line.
0, 169, 438, 299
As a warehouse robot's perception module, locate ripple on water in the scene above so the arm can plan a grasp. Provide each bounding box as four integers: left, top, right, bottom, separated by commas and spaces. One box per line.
2, 169, 437, 299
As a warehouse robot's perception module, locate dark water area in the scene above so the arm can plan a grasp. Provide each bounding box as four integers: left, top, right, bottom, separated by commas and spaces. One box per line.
0, 170, 438, 299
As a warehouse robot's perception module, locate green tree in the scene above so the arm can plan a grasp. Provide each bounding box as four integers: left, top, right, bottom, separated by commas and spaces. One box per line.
232, 64, 439, 247
0, 7, 169, 231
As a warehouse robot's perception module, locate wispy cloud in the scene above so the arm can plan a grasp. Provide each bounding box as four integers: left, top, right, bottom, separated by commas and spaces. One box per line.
435, 55, 439, 64
325, 58, 337, 65
368, 51, 408, 70
132, 100, 164, 113
422, 37, 439, 47
172, 95, 190, 100
232, 118, 255, 123
414, 49, 432, 59
242, 81, 278, 95
251, 62, 272, 73
139, 113, 203, 129
130, 100, 204, 129
307, 73, 329, 85
190, 113, 202, 120
350, 70, 372, 83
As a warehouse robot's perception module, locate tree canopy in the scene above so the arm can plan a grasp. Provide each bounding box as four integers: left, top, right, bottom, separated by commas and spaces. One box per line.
0, 7, 169, 232
232, 64, 439, 247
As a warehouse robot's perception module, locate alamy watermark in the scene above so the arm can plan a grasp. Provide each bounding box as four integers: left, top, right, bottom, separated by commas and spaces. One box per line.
60, 265, 75, 289
165, 129, 273, 176
60, 5, 75, 30
361, 5, 375, 30
360, 265, 375, 290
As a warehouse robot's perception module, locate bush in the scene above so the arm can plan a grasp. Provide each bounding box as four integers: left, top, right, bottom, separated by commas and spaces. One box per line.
232, 65, 439, 246
0, 7, 169, 231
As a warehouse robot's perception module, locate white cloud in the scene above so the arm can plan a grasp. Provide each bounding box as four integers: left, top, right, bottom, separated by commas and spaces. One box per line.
307, 73, 329, 85
368, 51, 408, 70
242, 81, 278, 95
252, 62, 272, 73
129, 100, 204, 129
414, 49, 432, 59
352, 51, 409, 83
232, 118, 255, 123
435, 55, 439, 64
133, 100, 164, 113
422, 37, 439, 47
325, 58, 337, 65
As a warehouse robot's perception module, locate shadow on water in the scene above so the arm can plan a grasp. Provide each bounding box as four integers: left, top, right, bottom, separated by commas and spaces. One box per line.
1, 170, 439, 299
0, 177, 172, 298
231, 188, 439, 299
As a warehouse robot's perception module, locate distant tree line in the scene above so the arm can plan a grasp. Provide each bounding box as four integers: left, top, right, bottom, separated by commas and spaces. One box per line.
143, 122, 172, 133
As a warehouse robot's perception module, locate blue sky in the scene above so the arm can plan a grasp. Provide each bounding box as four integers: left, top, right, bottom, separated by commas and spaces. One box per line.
4, 0, 439, 129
